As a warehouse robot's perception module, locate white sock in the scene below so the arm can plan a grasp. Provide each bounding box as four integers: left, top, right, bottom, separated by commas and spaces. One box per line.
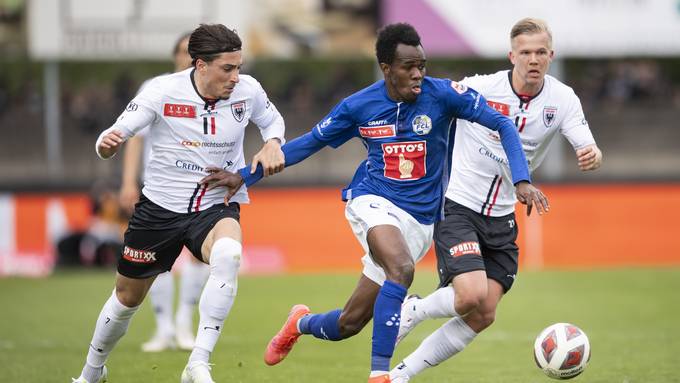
177, 257, 209, 332
415, 286, 458, 321
81, 291, 139, 381
396, 317, 476, 377
190, 238, 241, 364
148, 271, 175, 337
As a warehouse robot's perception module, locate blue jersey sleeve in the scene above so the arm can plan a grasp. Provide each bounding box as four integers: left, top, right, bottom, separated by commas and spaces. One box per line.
239, 99, 357, 186
474, 104, 531, 185
435, 78, 530, 185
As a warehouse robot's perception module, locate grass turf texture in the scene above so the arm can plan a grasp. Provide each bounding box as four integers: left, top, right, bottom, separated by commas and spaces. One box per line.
0, 268, 678, 382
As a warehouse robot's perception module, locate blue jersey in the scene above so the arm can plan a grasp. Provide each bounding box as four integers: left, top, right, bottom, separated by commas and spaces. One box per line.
240, 77, 530, 224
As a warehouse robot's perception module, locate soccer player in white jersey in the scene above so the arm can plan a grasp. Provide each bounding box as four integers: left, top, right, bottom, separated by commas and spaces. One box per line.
390, 18, 603, 382
71, 24, 286, 383
119, 33, 211, 353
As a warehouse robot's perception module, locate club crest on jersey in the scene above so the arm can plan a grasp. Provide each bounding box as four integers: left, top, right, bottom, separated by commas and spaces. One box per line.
231, 101, 246, 122
164, 103, 196, 118
543, 106, 557, 127
412, 115, 432, 135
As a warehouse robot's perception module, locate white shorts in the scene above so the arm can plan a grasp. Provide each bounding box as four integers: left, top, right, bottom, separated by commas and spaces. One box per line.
345, 194, 434, 285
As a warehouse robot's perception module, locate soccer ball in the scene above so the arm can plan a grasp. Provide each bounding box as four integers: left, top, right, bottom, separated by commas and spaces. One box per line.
533, 323, 591, 379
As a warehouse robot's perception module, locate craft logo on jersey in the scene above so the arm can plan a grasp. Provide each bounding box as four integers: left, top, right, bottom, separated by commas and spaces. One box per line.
359, 124, 396, 138
164, 103, 196, 118
487, 100, 510, 116
543, 106, 558, 127
412, 115, 432, 135
122, 246, 157, 263
231, 101, 246, 122
449, 241, 481, 257
382, 141, 426, 181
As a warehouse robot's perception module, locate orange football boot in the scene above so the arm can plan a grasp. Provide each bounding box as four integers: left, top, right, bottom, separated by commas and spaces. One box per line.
264, 304, 311, 366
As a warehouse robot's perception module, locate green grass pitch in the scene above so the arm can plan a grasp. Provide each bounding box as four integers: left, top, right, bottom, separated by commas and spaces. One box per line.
0, 267, 678, 382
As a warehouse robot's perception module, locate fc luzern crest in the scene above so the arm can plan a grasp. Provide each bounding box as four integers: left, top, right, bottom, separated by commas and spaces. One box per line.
412, 114, 432, 135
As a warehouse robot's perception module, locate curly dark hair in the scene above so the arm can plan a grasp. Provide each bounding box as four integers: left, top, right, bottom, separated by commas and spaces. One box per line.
189, 24, 242, 66
375, 23, 422, 65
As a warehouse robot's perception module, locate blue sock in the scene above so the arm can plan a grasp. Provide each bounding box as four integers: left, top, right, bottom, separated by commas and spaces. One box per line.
371, 280, 407, 372
298, 309, 343, 341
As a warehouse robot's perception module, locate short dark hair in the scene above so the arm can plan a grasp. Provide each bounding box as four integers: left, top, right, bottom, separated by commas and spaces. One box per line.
375, 23, 421, 65
173, 32, 192, 56
189, 24, 242, 66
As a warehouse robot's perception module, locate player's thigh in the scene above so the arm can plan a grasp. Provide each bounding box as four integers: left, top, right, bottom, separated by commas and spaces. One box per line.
119, 195, 186, 280
184, 202, 241, 263
478, 213, 519, 293
434, 200, 485, 288
346, 195, 432, 283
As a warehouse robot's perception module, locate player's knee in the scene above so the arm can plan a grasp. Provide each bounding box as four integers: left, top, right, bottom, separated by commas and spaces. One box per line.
337, 310, 371, 338
209, 237, 242, 296
115, 286, 145, 307
383, 259, 415, 287
468, 310, 496, 332
455, 292, 485, 316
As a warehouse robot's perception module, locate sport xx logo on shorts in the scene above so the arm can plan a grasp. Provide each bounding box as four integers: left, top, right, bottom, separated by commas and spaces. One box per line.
381, 141, 426, 181
449, 241, 481, 257
122, 246, 157, 263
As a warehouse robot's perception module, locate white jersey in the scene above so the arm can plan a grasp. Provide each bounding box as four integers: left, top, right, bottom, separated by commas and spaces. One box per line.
447, 70, 595, 216
96, 68, 285, 213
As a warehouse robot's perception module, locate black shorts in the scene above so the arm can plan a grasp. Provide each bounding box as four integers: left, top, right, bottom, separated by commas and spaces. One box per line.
434, 199, 519, 292
118, 194, 240, 279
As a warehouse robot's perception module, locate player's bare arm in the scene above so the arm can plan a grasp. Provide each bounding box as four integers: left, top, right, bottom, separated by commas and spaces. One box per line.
251, 138, 284, 177
576, 144, 603, 171
515, 181, 549, 216
97, 129, 125, 159
119, 135, 143, 214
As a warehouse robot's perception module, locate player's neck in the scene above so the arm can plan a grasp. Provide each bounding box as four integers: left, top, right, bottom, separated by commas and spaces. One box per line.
193, 71, 219, 100
511, 70, 543, 98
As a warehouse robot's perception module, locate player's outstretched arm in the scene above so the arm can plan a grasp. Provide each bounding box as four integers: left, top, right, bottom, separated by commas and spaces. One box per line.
576, 144, 603, 171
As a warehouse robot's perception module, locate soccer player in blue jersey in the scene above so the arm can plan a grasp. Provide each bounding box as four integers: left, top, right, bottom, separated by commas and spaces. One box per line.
200, 23, 548, 382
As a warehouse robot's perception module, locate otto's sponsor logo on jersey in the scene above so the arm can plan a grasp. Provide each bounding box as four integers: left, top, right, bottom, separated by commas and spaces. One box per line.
487, 101, 510, 116
479, 147, 507, 165
122, 246, 157, 263
180, 140, 236, 148
359, 125, 396, 138
164, 103, 196, 118
382, 141, 426, 181
543, 106, 557, 127
231, 101, 246, 122
412, 115, 432, 135
449, 241, 481, 257
450, 81, 468, 94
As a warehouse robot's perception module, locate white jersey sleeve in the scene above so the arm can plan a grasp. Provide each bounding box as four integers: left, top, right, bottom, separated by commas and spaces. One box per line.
94, 77, 164, 158
248, 78, 285, 144
559, 91, 595, 150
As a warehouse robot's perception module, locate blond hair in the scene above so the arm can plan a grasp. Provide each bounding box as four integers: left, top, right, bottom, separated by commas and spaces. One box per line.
510, 18, 552, 47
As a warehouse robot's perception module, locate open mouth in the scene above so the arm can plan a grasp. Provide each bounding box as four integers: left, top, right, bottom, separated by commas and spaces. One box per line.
411, 84, 422, 94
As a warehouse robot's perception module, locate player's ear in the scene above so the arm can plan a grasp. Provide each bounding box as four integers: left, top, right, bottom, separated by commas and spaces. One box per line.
379, 62, 390, 77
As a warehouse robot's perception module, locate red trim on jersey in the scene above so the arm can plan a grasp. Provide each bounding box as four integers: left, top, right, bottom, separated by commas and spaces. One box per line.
519, 117, 527, 132
194, 184, 208, 212
486, 177, 503, 216
210, 116, 216, 135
